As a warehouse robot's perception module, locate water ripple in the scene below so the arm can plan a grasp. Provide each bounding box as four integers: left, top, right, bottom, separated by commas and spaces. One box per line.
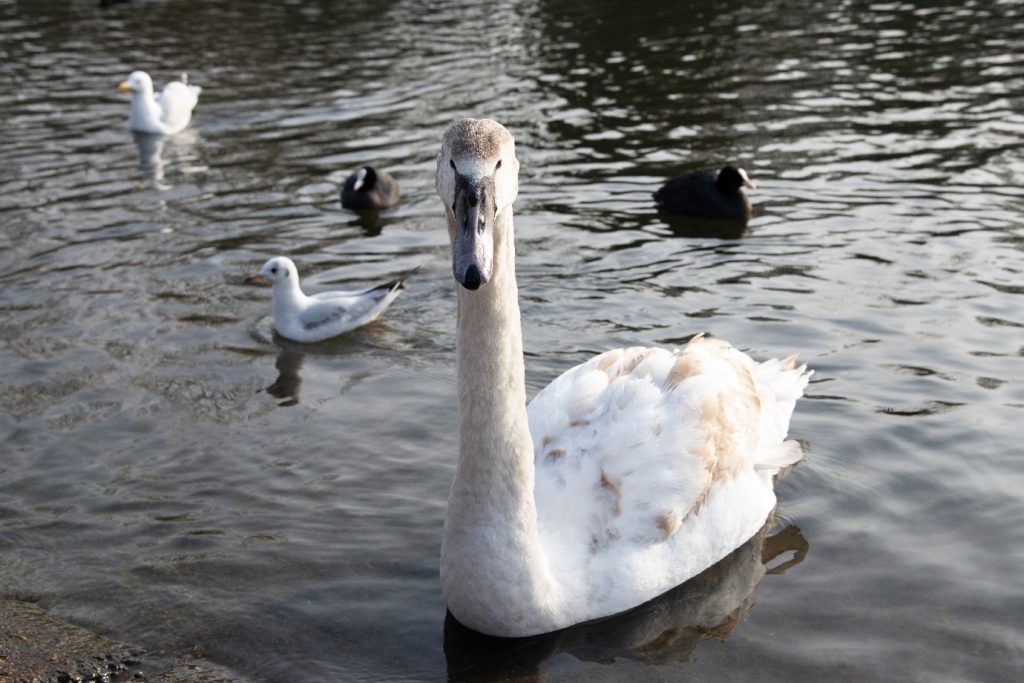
0, 0, 1022, 680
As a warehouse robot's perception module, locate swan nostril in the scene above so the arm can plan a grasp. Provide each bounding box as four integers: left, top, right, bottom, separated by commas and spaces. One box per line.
462, 264, 482, 290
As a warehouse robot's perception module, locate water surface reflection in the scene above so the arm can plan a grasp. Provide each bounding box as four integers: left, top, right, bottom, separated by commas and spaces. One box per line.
266, 349, 304, 406
444, 520, 809, 680
0, 0, 1022, 680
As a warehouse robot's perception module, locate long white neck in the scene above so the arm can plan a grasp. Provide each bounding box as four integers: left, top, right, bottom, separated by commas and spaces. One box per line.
441, 206, 559, 636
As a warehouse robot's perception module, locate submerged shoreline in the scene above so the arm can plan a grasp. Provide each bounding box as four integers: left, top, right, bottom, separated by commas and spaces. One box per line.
0, 597, 241, 683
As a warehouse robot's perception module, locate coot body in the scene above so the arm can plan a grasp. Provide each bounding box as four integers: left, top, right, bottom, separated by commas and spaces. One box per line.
341, 166, 400, 210
654, 165, 755, 221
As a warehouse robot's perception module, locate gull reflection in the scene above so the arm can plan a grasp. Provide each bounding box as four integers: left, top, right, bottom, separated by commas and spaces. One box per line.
132, 130, 167, 189
266, 349, 304, 406
131, 128, 201, 190
444, 518, 808, 680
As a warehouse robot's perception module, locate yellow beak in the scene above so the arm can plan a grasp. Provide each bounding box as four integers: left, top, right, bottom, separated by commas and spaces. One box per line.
117, 81, 132, 92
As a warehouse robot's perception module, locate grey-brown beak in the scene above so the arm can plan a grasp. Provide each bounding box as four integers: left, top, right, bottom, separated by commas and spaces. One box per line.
452, 173, 495, 291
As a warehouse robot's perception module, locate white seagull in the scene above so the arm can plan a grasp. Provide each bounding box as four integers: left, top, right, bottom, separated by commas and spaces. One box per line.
246, 256, 404, 343
117, 70, 201, 135
435, 118, 812, 638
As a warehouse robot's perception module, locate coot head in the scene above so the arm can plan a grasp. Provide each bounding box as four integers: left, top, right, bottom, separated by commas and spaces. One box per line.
353, 166, 378, 192
716, 166, 756, 194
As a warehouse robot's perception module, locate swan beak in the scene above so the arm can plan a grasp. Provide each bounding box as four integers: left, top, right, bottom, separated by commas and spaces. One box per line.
244, 272, 264, 284
117, 81, 133, 92
452, 175, 495, 291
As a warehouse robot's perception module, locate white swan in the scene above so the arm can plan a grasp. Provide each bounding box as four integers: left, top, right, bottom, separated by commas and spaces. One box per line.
435, 119, 812, 638
246, 256, 404, 343
117, 71, 201, 135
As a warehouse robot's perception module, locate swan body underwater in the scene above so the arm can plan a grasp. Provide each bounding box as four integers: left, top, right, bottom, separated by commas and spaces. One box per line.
435, 119, 811, 638
246, 256, 404, 343
117, 70, 201, 135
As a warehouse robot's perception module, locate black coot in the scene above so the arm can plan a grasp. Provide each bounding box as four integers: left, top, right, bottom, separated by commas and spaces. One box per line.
654, 165, 756, 221
341, 166, 401, 210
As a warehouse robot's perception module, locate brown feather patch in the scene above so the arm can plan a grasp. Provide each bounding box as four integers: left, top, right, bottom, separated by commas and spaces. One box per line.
664, 352, 703, 390
599, 467, 623, 516
656, 510, 682, 540
596, 349, 622, 373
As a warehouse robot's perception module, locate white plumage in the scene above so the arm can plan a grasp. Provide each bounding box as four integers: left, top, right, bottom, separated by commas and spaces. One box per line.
118, 70, 201, 135
247, 256, 404, 343
436, 119, 811, 638
529, 341, 807, 619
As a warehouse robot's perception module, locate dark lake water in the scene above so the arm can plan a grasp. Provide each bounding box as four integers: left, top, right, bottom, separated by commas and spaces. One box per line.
2, 0, 1023, 680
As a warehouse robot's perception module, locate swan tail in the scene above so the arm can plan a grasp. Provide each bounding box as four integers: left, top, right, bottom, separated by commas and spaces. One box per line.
754, 356, 812, 475
755, 439, 803, 473
756, 355, 812, 425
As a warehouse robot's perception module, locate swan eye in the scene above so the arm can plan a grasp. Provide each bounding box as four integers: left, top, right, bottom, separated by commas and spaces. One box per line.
449, 158, 456, 170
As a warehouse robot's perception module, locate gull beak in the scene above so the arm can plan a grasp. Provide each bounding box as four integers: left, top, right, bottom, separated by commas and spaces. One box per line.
244, 272, 264, 284
117, 81, 133, 92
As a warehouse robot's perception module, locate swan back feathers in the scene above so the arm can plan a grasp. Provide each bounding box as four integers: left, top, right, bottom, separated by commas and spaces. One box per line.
526, 337, 810, 620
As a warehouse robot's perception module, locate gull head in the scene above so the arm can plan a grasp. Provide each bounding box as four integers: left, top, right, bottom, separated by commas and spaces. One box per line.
247, 256, 299, 287
117, 71, 154, 95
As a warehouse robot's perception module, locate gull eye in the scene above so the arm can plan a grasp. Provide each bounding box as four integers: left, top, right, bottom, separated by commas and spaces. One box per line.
495, 159, 502, 171
270, 267, 278, 275
449, 158, 456, 170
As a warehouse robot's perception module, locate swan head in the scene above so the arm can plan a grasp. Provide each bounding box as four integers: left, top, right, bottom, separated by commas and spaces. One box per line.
118, 70, 154, 95
246, 256, 298, 286
436, 119, 519, 291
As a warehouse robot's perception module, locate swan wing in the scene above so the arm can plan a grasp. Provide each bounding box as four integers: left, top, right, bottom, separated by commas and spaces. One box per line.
528, 336, 810, 608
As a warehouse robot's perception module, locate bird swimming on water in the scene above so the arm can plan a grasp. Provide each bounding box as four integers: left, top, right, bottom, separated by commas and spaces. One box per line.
434, 118, 810, 638
117, 70, 201, 135
340, 166, 400, 210
654, 165, 756, 221
246, 256, 404, 343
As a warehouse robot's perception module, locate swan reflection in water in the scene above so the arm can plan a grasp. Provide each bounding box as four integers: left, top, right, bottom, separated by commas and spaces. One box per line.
444, 518, 808, 680
265, 349, 304, 406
